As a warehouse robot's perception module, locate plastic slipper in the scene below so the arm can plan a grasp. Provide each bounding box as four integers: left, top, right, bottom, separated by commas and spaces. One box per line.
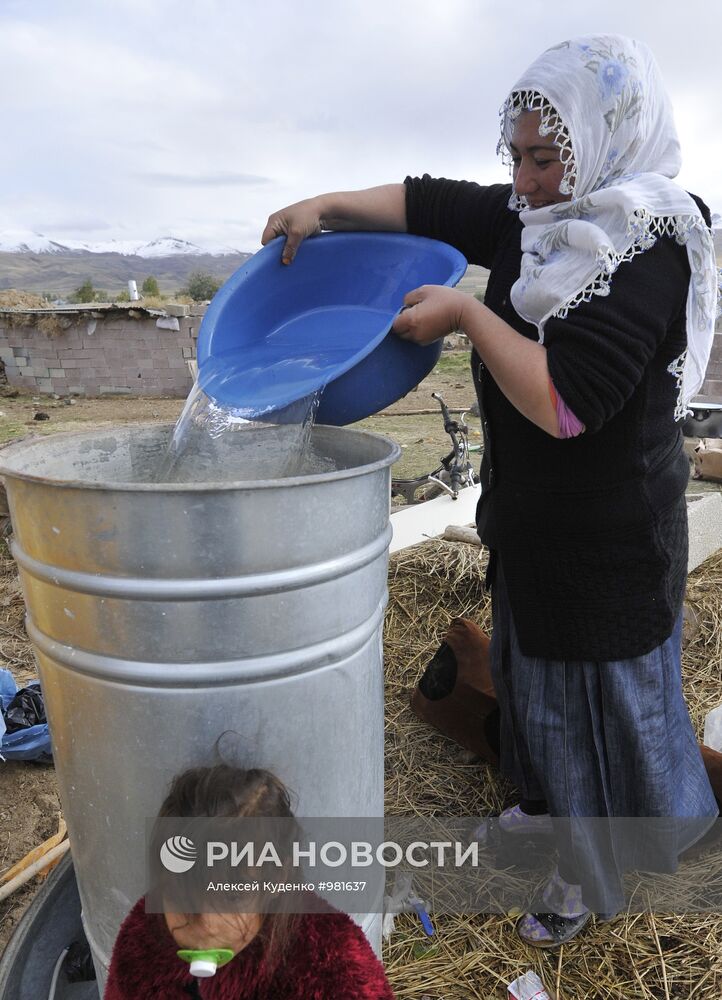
516, 909, 592, 948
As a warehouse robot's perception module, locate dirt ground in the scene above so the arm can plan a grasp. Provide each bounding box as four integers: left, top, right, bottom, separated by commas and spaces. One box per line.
0, 350, 478, 476
0, 353, 478, 955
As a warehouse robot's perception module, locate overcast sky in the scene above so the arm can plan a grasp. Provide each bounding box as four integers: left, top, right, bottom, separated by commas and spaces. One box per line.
2, 0, 720, 251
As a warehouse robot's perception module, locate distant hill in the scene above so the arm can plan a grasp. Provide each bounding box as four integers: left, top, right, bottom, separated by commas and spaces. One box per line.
0, 231, 253, 297
0, 250, 252, 297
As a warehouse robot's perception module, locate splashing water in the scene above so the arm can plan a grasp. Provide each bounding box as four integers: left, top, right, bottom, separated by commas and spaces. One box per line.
156, 381, 334, 484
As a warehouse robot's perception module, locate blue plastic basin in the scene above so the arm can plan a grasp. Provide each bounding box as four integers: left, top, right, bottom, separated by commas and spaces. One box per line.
196, 232, 467, 425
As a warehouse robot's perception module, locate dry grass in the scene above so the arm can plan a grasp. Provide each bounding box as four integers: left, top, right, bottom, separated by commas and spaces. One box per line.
0, 291, 47, 310
382, 541, 722, 999
0, 539, 35, 687
35, 314, 75, 338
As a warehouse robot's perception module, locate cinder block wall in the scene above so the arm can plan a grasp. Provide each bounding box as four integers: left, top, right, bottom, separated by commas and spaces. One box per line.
0, 306, 205, 397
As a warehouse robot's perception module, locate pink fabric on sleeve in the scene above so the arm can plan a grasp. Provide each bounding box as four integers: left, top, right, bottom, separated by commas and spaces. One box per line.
549, 377, 585, 439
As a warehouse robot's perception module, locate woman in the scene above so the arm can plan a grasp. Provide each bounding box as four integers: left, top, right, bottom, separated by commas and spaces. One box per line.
104, 765, 395, 998
263, 35, 720, 946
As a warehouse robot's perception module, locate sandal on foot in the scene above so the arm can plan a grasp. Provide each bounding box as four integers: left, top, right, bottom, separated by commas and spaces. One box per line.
516, 909, 592, 948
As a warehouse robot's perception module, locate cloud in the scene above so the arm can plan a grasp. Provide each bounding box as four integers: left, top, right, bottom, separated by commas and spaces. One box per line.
137, 172, 274, 187
1, 0, 720, 247
48, 218, 115, 233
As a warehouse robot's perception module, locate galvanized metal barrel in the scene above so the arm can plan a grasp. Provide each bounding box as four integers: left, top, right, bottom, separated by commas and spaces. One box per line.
0, 423, 399, 989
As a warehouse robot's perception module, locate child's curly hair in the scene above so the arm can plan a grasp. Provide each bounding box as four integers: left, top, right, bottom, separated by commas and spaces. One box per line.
155, 764, 300, 978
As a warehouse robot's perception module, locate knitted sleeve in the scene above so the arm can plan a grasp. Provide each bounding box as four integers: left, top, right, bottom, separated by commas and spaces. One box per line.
404, 175, 514, 268
286, 912, 395, 999
544, 235, 690, 434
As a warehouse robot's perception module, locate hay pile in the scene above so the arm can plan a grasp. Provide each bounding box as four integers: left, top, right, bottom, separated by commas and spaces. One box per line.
0, 290, 47, 311
382, 540, 722, 999
0, 542, 35, 688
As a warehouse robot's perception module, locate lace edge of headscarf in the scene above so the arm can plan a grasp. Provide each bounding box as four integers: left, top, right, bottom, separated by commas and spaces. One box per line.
543, 209, 718, 422
671, 263, 722, 421
497, 89, 577, 206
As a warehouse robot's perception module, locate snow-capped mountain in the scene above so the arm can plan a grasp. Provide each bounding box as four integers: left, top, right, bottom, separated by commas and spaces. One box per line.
0, 230, 245, 257
0, 230, 253, 296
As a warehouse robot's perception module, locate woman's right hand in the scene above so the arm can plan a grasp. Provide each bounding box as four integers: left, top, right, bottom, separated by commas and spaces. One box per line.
261, 196, 327, 265
261, 184, 407, 265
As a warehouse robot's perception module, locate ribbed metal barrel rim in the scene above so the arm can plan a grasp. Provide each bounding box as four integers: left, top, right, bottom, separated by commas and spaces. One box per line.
11, 524, 392, 600
0, 424, 401, 491
26, 599, 387, 685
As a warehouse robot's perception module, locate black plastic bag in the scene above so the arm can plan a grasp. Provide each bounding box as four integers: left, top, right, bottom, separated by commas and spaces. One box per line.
2, 682, 47, 733
65, 939, 97, 982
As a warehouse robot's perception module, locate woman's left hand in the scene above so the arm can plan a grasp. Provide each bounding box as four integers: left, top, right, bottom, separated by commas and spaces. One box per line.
392, 285, 469, 346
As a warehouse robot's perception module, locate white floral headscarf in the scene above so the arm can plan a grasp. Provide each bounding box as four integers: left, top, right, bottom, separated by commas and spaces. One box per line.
498, 34, 719, 418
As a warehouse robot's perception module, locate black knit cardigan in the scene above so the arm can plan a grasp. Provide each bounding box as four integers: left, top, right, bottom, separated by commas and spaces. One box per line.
405, 176, 710, 660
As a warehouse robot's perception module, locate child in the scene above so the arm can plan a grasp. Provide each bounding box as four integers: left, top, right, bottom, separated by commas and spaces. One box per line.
104, 765, 395, 999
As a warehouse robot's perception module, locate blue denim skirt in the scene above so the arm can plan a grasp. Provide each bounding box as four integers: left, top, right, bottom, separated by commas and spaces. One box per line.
490, 564, 718, 912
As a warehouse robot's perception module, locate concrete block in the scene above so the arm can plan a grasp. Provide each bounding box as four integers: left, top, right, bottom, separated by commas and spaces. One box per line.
99, 386, 133, 395
687, 492, 722, 572
35, 378, 53, 391
49, 369, 67, 378
164, 304, 189, 318
28, 367, 51, 378
51, 332, 83, 344
182, 346, 194, 358
14, 356, 28, 366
